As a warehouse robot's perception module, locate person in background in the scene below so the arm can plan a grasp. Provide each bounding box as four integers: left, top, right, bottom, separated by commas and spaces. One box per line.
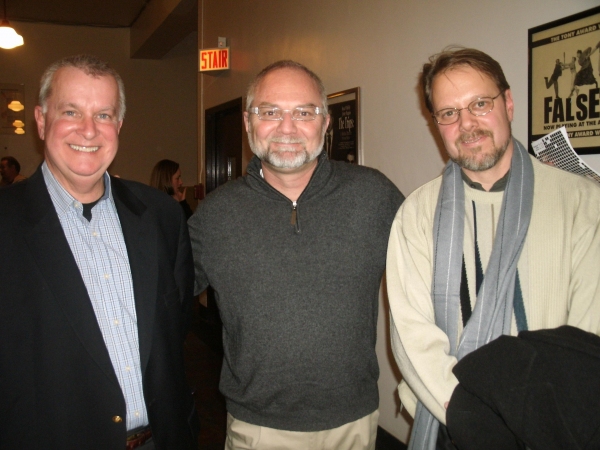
150, 159, 193, 219
188, 60, 404, 450
0, 156, 27, 186
387, 46, 600, 449
0, 54, 199, 449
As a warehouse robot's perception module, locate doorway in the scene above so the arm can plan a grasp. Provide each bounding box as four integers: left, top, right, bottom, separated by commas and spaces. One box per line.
200, 97, 244, 348
205, 97, 243, 194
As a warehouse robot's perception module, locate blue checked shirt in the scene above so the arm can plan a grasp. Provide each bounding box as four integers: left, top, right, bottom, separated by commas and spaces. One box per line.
42, 162, 148, 431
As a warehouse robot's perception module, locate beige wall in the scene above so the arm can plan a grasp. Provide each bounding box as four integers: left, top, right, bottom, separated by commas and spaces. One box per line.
0, 21, 198, 186
199, 0, 600, 443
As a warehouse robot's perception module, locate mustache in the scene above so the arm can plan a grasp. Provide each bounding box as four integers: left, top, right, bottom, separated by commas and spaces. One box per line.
269, 136, 305, 144
457, 129, 493, 143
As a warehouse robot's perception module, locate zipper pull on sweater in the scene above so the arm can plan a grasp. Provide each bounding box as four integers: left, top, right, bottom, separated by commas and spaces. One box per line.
291, 201, 300, 233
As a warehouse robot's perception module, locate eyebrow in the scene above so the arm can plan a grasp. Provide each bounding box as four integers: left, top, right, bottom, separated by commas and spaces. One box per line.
435, 95, 494, 110
57, 102, 117, 113
55, 101, 78, 110
256, 102, 318, 108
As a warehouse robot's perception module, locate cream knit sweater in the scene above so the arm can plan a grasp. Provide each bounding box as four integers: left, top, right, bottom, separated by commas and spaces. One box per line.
387, 156, 600, 424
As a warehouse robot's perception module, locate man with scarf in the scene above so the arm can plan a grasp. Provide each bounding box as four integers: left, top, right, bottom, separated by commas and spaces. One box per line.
386, 47, 600, 449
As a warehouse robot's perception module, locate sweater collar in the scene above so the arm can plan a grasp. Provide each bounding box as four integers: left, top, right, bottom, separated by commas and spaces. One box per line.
246, 151, 333, 201
460, 168, 509, 192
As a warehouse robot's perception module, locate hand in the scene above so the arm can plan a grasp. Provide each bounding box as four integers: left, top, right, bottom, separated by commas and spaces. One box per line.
172, 186, 186, 202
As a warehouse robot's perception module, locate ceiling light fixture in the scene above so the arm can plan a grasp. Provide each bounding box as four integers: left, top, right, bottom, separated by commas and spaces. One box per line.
0, 0, 23, 49
12, 119, 24, 127
14, 127, 24, 135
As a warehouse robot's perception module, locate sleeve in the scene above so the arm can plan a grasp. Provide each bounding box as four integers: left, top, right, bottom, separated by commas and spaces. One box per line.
565, 182, 600, 335
175, 203, 195, 337
386, 193, 460, 424
187, 208, 210, 296
384, 172, 406, 214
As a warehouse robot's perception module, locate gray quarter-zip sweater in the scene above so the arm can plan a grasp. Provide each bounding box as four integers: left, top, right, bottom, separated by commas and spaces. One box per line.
188, 152, 404, 431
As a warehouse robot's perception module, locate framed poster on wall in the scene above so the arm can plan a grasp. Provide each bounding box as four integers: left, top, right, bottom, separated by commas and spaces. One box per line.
326, 87, 360, 164
529, 6, 600, 154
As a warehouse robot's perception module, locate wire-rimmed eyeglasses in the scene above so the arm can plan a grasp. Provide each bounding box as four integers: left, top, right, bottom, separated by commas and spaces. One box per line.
249, 106, 324, 121
433, 92, 504, 125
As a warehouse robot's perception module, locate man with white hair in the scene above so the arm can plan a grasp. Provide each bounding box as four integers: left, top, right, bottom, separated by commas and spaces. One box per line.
189, 60, 403, 450
0, 54, 199, 449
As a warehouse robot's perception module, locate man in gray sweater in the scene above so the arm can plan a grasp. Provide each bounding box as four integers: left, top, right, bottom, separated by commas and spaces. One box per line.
188, 60, 403, 450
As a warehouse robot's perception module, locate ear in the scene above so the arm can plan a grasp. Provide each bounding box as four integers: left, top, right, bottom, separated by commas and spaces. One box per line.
34, 106, 46, 140
323, 114, 330, 132
503, 89, 514, 122
243, 111, 250, 133
321, 114, 331, 140
117, 120, 123, 135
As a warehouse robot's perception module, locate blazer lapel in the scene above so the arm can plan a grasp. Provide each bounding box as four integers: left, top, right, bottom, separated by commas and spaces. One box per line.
23, 170, 120, 387
111, 178, 158, 374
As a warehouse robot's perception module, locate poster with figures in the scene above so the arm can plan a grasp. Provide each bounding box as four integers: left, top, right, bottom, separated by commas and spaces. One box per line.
529, 6, 600, 154
326, 88, 360, 164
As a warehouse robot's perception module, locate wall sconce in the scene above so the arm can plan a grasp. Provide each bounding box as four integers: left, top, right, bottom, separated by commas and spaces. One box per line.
12, 119, 24, 134
7, 100, 24, 111
1, 83, 25, 135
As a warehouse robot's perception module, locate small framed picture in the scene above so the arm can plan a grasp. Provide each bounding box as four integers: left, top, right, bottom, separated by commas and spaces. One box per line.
326, 87, 360, 164
529, 6, 600, 154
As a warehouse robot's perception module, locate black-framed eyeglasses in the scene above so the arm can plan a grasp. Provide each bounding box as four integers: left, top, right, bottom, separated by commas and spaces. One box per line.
433, 92, 504, 125
249, 106, 324, 121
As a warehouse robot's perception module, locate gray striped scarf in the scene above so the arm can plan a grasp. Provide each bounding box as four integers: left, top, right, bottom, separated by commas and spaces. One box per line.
409, 138, 534, 450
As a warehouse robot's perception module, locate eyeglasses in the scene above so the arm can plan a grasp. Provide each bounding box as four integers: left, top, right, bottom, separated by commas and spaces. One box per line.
433, 92, 504, 125
249, 106, 324, 121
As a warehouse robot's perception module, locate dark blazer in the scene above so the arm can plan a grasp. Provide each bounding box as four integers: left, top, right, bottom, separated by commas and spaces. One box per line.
0, 167, 199, 449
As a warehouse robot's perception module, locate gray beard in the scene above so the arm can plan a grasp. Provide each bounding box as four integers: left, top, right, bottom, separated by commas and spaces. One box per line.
248, 132, 325, 170
451, 129, 511, 172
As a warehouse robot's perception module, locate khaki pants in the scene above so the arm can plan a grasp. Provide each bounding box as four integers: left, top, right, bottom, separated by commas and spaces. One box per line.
225, 410, 379, 450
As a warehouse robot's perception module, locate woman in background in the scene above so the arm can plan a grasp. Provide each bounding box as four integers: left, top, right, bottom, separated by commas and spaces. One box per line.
150, 159, 194, 220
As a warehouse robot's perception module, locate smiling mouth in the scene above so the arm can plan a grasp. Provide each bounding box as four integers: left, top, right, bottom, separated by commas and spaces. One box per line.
273, 144, 301, 151
70, 144, 99, 153
459, 130, 492, 146
462, 136, 482, 145
270, 139, 304, 152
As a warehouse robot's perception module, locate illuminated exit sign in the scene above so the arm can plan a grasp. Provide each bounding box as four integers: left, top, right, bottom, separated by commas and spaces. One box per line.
199, 48, 230, 72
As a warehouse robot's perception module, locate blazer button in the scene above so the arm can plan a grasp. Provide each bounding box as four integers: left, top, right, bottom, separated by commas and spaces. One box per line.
112, 416, 123, 423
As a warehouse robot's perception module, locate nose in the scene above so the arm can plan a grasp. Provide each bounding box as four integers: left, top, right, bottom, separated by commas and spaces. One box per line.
77, 115, 99, 139
457, 108, 477, 131
276, 111, 298, 134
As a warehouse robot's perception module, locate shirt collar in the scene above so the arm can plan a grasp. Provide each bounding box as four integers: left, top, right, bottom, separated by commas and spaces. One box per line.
42, 161, 111, 217
461, 169, 509, 192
